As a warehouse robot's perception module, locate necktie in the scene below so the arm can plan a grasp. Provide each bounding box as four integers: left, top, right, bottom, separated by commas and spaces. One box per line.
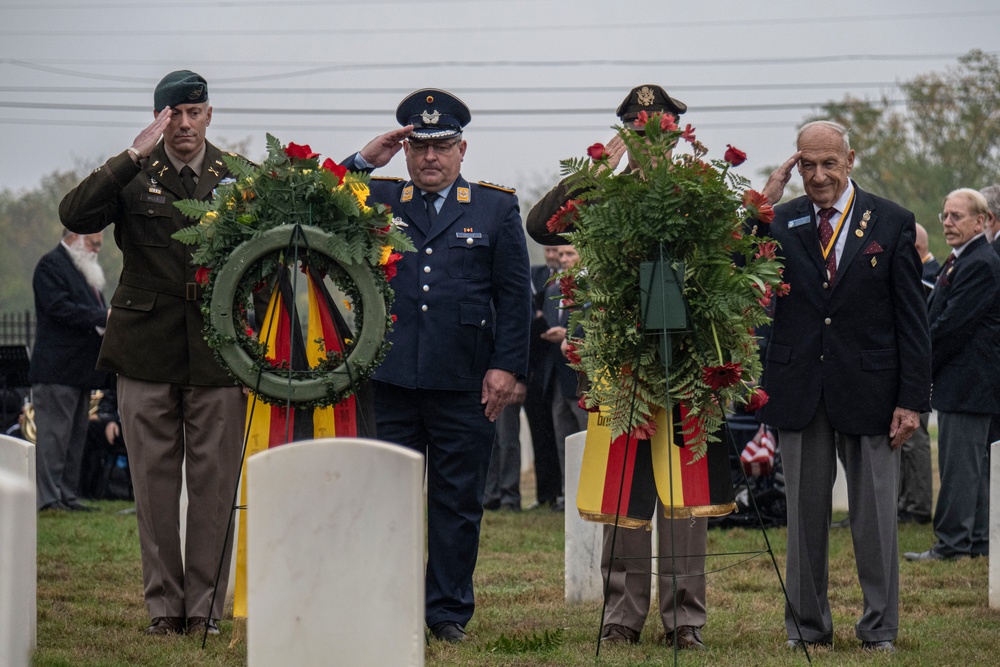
936, 253, 955, 287
423, 192, 440, 227
180, 165, 197, 198
817, 207, 838, 283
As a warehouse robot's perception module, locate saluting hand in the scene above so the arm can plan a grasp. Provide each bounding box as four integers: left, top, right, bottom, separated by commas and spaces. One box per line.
129, 108, 173, 160
359, 126, 414, 167
761, 151, 801, 205
596, 134, 628, 174
481, 368, 517, 422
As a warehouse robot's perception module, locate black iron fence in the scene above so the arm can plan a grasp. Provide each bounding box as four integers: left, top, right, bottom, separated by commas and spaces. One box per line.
0, 311, 34, 348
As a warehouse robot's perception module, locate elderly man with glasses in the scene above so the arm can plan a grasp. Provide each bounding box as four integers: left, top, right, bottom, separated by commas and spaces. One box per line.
904, 188, 1000, 563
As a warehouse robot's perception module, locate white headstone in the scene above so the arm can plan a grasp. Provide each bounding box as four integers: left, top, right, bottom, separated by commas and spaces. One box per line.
0, 469, 33, 667
564, 430, 604, 603
247, 438, 425, 667
0, 435, 35, 653
990, 441, 999, 609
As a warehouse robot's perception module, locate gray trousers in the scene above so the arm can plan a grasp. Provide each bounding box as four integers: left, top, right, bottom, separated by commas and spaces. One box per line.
119, 377, 245, 620
484, 403, 522, 508
601, 509, 707, 635
933, 411, 991, 557
33, 383, 89, 509
552, 382, 587, 497
897, 412, 932, 519
780, 402, 899, 644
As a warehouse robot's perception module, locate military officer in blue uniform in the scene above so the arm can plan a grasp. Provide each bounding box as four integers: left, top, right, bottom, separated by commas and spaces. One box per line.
347, 89, 531, 642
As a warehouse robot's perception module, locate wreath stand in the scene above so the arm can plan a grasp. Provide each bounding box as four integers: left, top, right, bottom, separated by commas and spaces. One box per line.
594, 243, 814, 664
199, 221, 388, 647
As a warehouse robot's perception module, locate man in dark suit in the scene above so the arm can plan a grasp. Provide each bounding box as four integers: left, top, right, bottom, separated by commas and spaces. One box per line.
981, 185, 1000, 254
897, 222, 937, 525
756, 120, 931, 654
522, 246, 563, 509
60, 70, 245, 637
30, 229, 109, 512
904, 189, 1000, 562
346, 89, 531, 642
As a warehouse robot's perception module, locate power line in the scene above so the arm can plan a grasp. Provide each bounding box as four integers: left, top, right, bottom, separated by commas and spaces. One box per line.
0, 81, 908, 96
2, 53, 985, 85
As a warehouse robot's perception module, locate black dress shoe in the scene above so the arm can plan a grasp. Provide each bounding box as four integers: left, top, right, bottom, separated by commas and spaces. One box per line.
186, 617, 220, 636
903, 549, 968, 562
862, 640, 895, 653
664, 625, 705, 650
482, 499, 500, 511
62, 499, 97, 512
144, 616, 185, 636
600, 623, 640, 644
430, 621, 467, 643
39, 501, 71, 512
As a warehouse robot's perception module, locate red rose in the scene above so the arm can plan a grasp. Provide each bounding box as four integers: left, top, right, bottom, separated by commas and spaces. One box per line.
321, 158, 347, 185
558, 273, 576, 298
702, 362, 743, 390
742, 189, 774, 223
724, 144, 747, 167
391, 314, 398, 323
285, 142, 319, 160
681, 124, 696, 143
577, 395, 599, 413
245, 326, 255, 337
659, 113, 677, 132
633, 110, 649, 130
746, 388, 769, 412
587, 143, 607, 161
195, 266, 211, 286
381, 252, 403, 280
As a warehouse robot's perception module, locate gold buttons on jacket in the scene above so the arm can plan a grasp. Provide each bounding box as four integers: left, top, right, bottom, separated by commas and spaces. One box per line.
423, 266, 431, 273
421, 304, 428, 312
824, 318, 831, 325
422, 285, 429, 292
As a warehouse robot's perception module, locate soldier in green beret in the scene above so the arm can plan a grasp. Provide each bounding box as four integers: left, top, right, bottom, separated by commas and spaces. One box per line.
60, 70, 244, 638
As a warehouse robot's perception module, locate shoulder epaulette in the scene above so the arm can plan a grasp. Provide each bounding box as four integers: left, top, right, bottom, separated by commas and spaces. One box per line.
478, 180, 516, 194
372, 176, 405, 182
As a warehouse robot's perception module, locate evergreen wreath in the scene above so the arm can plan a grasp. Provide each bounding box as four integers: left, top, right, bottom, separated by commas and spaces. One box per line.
548, 112, 786, 460
172, 134, 414, 408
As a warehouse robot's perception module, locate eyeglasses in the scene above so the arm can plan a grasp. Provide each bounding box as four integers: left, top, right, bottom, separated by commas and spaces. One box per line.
938, 211, 968, 223
407, 140, 460, 155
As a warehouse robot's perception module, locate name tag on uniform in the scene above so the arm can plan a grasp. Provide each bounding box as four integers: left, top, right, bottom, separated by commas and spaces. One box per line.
455, 232, 482, 239
788, 216, 811, 229
140, 192, 166, 204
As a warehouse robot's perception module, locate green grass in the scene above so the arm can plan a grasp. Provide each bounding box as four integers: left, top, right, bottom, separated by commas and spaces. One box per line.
34, 493, 999, 666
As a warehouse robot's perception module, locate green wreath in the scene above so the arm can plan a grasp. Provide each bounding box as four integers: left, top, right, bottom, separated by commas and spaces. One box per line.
171, 134, 415, 408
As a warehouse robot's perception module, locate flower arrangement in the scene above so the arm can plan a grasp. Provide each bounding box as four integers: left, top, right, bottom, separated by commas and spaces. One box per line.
549, 113, 785, 460
171, 134, 414, 407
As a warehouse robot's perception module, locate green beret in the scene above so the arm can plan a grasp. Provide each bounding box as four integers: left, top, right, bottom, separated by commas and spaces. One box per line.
154, 70, 208, 112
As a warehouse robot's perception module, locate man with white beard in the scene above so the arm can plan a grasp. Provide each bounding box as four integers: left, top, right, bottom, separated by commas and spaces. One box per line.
29, 229, 110, 511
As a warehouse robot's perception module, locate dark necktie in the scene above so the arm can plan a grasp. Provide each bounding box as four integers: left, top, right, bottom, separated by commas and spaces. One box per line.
936, 253, 956, 287
817, 207, 838, 283
423, 192, 439, 226
180, 165, 197, 198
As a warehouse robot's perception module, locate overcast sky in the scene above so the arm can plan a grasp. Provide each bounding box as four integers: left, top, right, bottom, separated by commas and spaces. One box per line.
1, 0, 998, 205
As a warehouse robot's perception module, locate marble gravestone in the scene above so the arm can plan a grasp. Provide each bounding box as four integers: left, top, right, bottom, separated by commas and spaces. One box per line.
0, 434, 36, 660
246, 438, 425, 667
564, 430, 604, 603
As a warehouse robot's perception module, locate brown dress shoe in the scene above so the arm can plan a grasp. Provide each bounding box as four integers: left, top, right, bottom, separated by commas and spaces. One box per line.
186, 617, 220, 636
664, 625, 705, 650
144, 616, 185, 635
600, 623, 640, 644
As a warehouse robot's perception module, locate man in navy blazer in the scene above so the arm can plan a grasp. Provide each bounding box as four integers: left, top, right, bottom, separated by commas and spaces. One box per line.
756, 121, 931, 653
30, 229, 109, 511
347, 89, 531, 643
904, 189, 1000, 562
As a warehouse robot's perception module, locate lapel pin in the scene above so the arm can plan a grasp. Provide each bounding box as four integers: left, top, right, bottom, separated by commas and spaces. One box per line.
401, 185, 413, 202
158, 166, 168, 177
871, 257, 877, 267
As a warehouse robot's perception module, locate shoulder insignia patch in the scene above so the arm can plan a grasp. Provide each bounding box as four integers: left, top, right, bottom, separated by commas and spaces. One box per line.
478, 180, 516, 193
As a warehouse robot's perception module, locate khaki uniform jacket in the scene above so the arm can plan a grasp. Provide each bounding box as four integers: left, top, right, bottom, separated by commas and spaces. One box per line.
59, 141, 236, 386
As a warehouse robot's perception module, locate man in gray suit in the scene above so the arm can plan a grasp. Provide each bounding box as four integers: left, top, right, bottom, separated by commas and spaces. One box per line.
905, 188, 1000, 561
